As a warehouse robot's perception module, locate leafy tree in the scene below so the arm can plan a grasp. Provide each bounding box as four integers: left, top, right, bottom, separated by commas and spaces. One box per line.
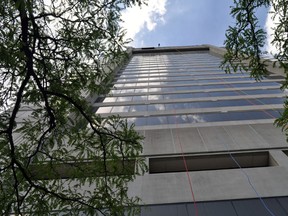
0, 0, 147, 215
222, 0, 288, 135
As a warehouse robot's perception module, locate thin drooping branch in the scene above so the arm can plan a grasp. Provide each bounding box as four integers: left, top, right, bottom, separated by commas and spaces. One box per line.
44, 90, 136, 143
12, 157, 108, 216
1, 0, 146, 214
221, 0, 269, 79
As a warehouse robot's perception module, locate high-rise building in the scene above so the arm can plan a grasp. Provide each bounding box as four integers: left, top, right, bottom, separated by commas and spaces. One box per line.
95, 45, 288, 215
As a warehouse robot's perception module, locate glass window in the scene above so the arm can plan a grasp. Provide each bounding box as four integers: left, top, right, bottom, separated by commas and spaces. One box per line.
203, 84, 230, 89
208, 91, 240, 96
120, 89, 135, 93
96, 107, 112, 114
266, 110, 282, 118
148, 95, 164, 100
148, 88, 163, 92
191, 92, 210, 97
111, 106, 130, 113
129, 105, 147, 112
147, 116, 168, 125
133, 95, 148, 101
114, 83, 124, 88
148, 104, 165, 111
167, 115, 195, 124
127, 117, 146, 126
135, 88, 148, 93
172, 103, 185, 110
197, 79, 221, 83
204, 110, 279, 122
216, 99, 261, 107
137, 83, 148, 87
103, 97, 117, 103
243, 89, 282, 95
116, 97, 132, 102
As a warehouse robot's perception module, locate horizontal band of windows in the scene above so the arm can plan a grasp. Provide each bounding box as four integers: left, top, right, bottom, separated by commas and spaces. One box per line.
134, 119, 275, 130
113, 77, 256, 86
127, 59, 220, 65
118, 71, 226, 78
111, 80, 281, 93
114, 80, 270, 88
96, 99, 283, 114
126, 61, 222, 67
123, 68, 223, 73
124, 64, 222, 69
118, 70, 224, 75
110, 82, 280, 94
121, 67, 224, 74
130, 55, 216, 59
98, 105, 283, 118
122, 110, 280, 127
128, 57, 220, 63
106, 86, 282, 97
116, 73, 250, 81
129, 57, 218, 63
149, 151, 274, 174
139, 197, 288, 216
129, 57, 220, 61
98, 89, 286, 103
97, 105, 283, 118
131, 52, 212, 56
115, 74, 251, 82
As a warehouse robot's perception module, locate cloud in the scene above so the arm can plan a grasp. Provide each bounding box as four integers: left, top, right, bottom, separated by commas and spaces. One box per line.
121, 0, 167, 46
264, 6, 279, 54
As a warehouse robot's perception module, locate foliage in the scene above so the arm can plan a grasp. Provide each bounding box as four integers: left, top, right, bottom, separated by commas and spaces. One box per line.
222, 0, 288, 135
0, 0, 147, 215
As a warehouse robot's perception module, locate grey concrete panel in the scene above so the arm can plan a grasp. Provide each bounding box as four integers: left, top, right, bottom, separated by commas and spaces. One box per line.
171, 128, 207, 153
269, 150, 288, 167
197, 127, 234, 151
140, 172, 194, 204
137, 167, 288, 204
250, 124, 287, 147
224, 125, 270, 149
143, 129, 175, 155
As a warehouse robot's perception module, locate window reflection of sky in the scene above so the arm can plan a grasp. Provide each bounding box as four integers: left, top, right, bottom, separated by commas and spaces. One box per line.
117, 73, 251, 80
112, 82, 280, 94
96, 52, 283, 127
126, 110, 282, 127
103, 89, 282, 102
100, 98, 284, 114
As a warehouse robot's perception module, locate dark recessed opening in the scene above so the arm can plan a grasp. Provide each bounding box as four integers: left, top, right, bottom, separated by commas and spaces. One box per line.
141, 47, 155, 50
149, 151, 273, 174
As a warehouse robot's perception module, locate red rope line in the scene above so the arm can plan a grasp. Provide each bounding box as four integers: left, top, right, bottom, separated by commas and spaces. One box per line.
173, 112, 199, 216
159, 53, 199, 214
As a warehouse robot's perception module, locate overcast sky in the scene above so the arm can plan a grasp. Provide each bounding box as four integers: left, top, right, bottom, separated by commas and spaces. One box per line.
121, 0, 274, 52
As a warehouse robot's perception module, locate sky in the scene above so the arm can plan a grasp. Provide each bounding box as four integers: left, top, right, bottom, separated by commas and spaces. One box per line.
121, 0, 274, 52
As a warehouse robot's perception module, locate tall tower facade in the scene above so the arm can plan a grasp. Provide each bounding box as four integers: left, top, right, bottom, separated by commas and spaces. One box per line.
96, 45, 288, 215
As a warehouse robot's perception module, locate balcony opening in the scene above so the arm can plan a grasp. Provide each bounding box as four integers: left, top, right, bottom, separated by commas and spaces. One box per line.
149, 151, 275, 174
